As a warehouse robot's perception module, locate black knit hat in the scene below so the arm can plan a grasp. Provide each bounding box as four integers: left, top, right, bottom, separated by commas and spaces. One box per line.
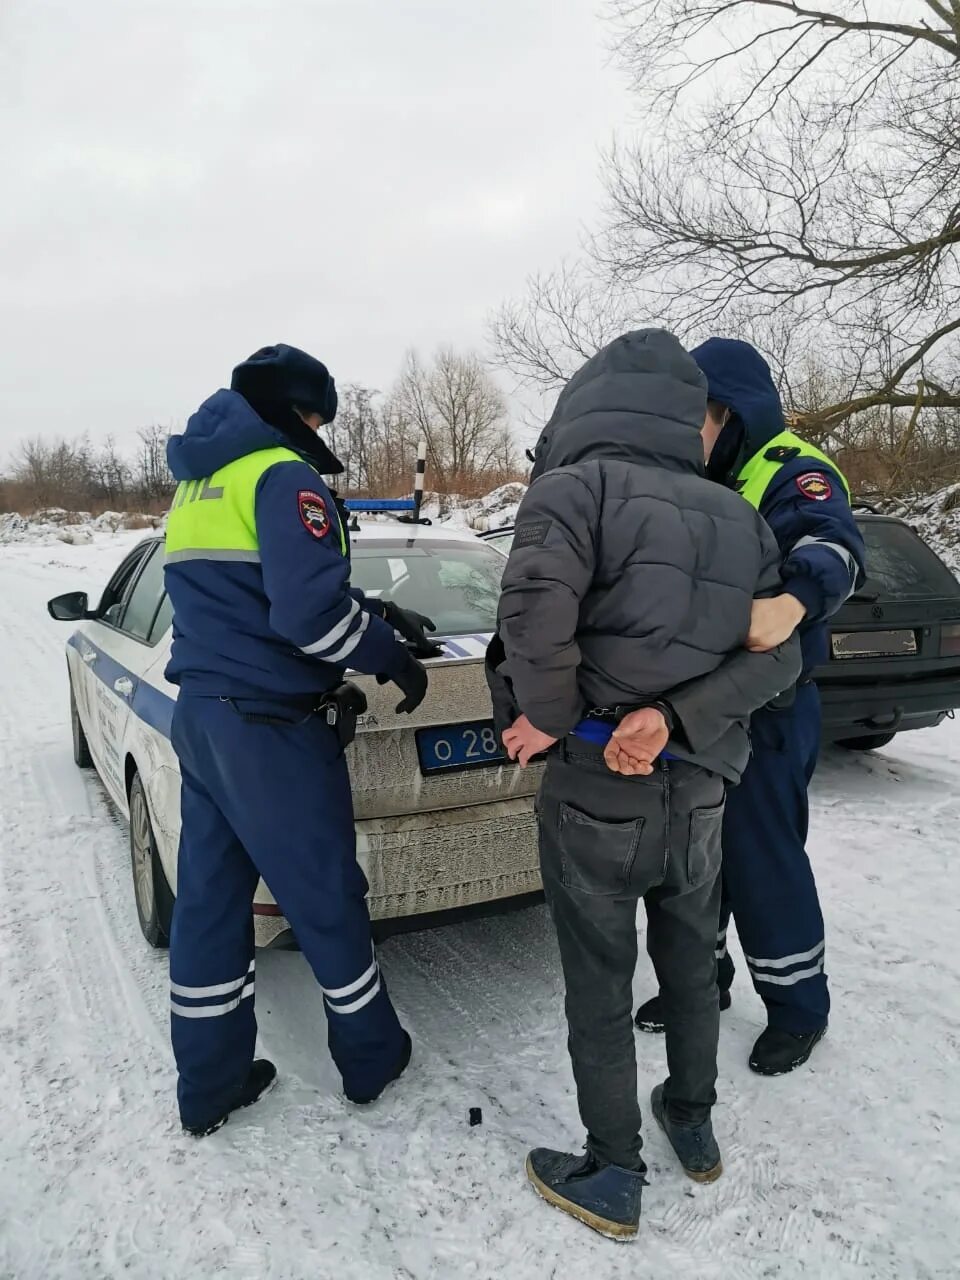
231, 344, 342, 473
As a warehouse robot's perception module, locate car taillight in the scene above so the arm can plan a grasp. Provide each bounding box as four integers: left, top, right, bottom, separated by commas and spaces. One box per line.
943, 624, 960, 657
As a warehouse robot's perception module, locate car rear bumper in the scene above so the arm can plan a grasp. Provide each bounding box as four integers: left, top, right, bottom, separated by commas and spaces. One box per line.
816, 670, 960, 739
252, 796, 540, 947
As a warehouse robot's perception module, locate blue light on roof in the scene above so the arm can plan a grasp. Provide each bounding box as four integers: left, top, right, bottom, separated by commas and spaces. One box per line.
343, 498, 417, 512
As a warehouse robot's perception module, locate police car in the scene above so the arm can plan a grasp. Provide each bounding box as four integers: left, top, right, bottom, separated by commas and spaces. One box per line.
482, 512, 960, 750
48, 523, 541, 949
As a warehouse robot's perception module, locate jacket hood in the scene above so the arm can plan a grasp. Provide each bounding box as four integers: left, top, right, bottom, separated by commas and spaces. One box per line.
167, 389, 335, 482
690, 338, 786, 479
531, 329, 707, 480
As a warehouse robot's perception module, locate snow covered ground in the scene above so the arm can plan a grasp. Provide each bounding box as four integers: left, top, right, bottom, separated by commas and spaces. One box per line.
1, 530, 959, 1280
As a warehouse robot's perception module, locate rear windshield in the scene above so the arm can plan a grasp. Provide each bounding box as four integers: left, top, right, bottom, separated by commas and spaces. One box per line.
857, 519, 960, 601
350, 541, 503, 634
482, 531, 514, 557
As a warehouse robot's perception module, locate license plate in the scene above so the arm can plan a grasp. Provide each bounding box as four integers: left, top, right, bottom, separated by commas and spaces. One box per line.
831, 629, 917, 659
415, 720, 505, 773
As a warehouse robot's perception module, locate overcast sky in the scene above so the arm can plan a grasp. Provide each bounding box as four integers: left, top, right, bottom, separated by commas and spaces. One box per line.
1, 0, 633, 455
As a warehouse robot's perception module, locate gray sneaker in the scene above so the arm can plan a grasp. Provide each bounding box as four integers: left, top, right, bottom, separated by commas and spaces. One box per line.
650, 1083, 722, 1183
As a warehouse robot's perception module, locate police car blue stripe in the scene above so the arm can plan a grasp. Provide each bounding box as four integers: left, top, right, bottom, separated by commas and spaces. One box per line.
133, 679, 176, 740
67, 627, 496, 749
68, 632, 176, 742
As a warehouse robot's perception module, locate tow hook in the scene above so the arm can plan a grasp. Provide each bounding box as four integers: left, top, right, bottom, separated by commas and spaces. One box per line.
864, 707, 904, 732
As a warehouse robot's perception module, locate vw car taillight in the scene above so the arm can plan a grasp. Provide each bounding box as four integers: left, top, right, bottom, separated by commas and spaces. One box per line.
942, 623, 960, 657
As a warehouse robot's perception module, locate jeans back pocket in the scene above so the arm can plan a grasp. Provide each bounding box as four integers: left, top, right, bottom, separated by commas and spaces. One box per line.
557, 802, 645, 897
686, 803, 725, 888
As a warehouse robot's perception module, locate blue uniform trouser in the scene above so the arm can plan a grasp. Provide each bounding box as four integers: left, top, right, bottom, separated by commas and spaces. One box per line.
169, 694, 406, 1129
716, 682, 829, 1034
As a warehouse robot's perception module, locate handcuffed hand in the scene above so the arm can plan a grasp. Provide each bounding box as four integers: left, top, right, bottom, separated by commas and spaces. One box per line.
603, 707, 669, 776
502, 715, 558, 768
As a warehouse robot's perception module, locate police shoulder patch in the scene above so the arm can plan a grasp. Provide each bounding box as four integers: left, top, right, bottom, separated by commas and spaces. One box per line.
796, 472, 833, 502
298, 489, 331, 538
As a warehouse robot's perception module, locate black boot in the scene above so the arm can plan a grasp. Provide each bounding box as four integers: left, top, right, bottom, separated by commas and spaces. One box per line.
346, 1031, 412, 1105
650, 1084, 722, 1183
183, 1059, 278, 1137
749, 1025, 827, 1076
634, 989, 732, 1035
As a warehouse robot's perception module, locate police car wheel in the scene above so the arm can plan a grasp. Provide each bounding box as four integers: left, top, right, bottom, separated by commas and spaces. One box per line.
70, 680, 93, 769
836, 732, 897, 752
129, 772, 175, 949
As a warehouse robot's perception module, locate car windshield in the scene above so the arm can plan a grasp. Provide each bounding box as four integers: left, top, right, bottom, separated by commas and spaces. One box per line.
858, 519, 960, 601
482, 531, 514, 557
350, 540, 504, 634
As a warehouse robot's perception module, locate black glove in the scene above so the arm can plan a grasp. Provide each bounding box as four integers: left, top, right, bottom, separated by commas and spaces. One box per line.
377, 649, 429, 714
381, 600, 444, 659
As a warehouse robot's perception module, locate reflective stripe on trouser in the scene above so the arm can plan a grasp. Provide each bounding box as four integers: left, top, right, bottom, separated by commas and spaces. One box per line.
169, 695, 405, 1129
718, 682, 829, 1034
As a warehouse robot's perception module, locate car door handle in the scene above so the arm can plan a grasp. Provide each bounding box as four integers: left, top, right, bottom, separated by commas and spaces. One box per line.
114, 677, 135, 698
82, 649, 98, 665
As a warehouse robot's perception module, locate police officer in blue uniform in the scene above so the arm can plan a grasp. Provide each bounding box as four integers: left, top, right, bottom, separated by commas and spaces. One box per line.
163, 344, 437, 1135
634, 338, 866, 1075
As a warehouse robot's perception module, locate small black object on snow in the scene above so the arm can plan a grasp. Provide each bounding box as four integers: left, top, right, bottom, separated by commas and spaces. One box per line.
469, 1107, 483, 1127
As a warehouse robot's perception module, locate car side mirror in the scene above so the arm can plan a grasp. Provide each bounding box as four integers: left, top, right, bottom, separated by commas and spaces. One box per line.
47, 591, 91, 621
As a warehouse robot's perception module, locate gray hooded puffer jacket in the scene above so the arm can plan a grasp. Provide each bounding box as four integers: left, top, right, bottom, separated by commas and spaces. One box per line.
491, 329, 802, 782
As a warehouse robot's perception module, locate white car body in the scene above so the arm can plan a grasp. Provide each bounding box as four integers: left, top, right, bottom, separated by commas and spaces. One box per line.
60, 523, 541, 946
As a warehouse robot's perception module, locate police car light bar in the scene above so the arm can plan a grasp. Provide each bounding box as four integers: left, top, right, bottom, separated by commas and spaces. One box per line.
342, 441, 429, 523
343, 498, 416, 512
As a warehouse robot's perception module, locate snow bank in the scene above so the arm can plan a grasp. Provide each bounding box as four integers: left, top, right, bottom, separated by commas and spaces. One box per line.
0, 509, 163, 547
5, 483, 959, 570
882, 483, 960, 574
0, 488, 524, 549
448, 482, 527, 532
415, 482, 527, 530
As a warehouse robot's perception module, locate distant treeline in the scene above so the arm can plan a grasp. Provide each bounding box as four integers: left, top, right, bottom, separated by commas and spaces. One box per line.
7, 346, 953, 517
0, 426, 174, 516
0, 348, 525, 515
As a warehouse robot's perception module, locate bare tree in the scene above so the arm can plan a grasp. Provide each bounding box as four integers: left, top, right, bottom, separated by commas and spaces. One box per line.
367, 393, 420, 495
90, 435, 131, 506
325, 384, 390, 492
389, 348, 515, 491
491, 262, 645, 390
2, 426, 181, 514
11, 436, 97, 510
133, 425, 174, 502
12, 438, 57, 507
493, 1, 960, 438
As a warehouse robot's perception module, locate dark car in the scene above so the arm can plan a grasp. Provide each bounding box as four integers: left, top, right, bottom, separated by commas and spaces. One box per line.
480, 513, 960, 752
814, 512, 960, 749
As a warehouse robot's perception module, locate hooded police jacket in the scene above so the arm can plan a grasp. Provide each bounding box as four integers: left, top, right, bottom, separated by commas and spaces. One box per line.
493, 330, 803, 782
164, 390, 408, 698
691, 337, 866, 674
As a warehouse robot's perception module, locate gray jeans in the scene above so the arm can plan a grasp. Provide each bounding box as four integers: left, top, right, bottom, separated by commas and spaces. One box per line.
538, 738, 725, 1171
